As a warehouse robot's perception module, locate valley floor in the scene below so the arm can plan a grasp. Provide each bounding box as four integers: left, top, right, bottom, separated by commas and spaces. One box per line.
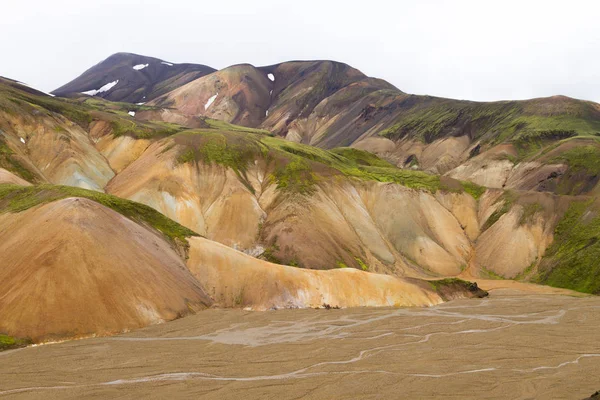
1, 290, 599, 399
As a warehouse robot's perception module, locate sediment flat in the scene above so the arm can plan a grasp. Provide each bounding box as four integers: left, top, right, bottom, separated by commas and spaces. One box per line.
1, 289, 599, 399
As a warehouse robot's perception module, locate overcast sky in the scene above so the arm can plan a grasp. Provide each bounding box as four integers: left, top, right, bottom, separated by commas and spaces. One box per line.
2, 0, 599, 102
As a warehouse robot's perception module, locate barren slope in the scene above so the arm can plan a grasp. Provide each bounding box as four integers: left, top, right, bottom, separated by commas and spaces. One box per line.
186, 236, 473, 310
0, 168, 30, 185
0, 189, 211, 341
150, 64, 272, 127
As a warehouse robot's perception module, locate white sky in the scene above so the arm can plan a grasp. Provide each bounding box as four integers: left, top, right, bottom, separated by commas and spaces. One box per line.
1, 0, 599, 102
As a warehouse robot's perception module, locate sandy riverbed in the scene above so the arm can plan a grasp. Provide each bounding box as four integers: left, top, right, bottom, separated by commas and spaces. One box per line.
1, 289, 599, 399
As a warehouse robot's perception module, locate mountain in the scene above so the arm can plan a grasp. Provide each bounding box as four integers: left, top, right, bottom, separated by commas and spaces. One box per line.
2, 53, 600, 342
148, 60, 396, 130
6, 75, 600, 290
52, 52, 216, 103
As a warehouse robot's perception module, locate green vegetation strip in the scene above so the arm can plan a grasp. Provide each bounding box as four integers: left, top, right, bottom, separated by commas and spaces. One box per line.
172, 129, 488, 196
265, 140, 487, 196
109, 119, 182, 139
0, 184, 198, 242
461, 180, 487, 200
536, 200, 600, 294
510, 129, 577, 160
550, 145, 600, 176
0, 334, 31, 351
377, 97, 600, 151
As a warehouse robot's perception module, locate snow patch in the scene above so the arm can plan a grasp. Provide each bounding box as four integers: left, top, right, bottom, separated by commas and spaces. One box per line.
161, 61, 174, 66
136, 102, 145, 105
204, 93, 218, 110
81, 80, 119, 96
133, 64, 149, 70
267, 73, 275, 82
269, 90, 273, 96
20, 137, 25, 144
128, 111, 136, 117
266, 110, 269, 116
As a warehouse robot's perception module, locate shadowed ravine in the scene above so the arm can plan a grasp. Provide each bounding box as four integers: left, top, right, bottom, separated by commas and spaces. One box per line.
1, 290, 600, 399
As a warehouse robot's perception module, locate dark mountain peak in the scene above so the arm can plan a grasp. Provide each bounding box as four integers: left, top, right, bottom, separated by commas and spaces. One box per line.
52, 53, 216, 103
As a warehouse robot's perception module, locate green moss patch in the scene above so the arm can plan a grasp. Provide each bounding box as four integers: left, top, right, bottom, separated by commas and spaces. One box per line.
108, 119, 182, 139
0, 79, 187, 141
173, 128, 489, 196
263, 137, 445, 192
511, 129, 577, 160
377, 95, 600, 154
460, 180, 487, 200
0, 80, 92, 127
536, 200, 600, 294
203, 118, 271, 135
272, 157, 319, 194
261, 244, 282, 264
354, 257, 369, 271
330, 147, 395, 168
175, 130, 264, 172
378, 101, 523, 143
0, 334, 31, 351
550, 145, 600, 176
547, 145, 600, 195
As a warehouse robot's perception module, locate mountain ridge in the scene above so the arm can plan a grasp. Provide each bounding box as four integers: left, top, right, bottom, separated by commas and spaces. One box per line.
50, 53, 600, 199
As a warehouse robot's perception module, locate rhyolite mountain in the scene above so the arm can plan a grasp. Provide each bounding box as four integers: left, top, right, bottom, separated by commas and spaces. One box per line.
1, 52, 600, 343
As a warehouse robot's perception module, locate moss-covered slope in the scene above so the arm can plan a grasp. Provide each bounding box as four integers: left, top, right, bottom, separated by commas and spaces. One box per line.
536, 199, 600, 294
